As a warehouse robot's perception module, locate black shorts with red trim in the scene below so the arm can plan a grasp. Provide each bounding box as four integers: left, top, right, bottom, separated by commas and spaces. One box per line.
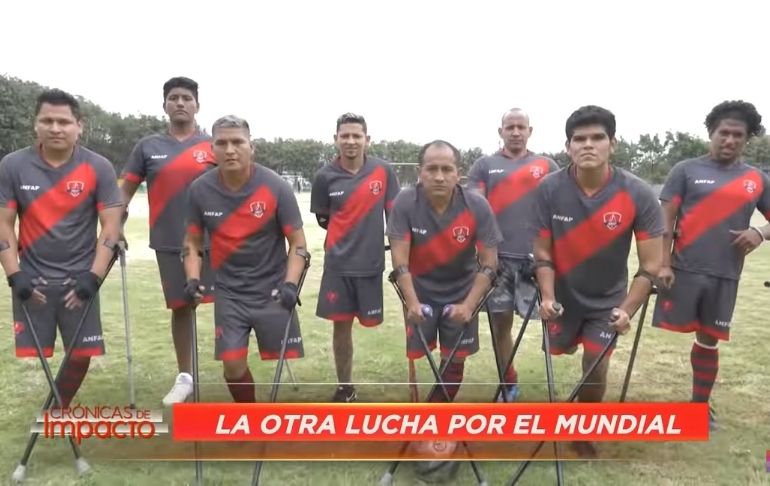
316, 270, 383, 327
405, 304, 479, 360
13, 281, 104, 358
214, 293, 304, 361
156, 250, 214, 310
545, 306, 617, 357
652, 268, 737, 341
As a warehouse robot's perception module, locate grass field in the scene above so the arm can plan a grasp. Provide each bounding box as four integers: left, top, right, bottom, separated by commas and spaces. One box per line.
1, 192, 769, 485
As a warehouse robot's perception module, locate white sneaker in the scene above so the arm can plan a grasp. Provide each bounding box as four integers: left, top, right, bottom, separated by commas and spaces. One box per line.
162, 372, 193, 406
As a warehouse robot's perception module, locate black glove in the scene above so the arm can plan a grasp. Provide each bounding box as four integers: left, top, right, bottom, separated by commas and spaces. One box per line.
7, 271, 34, 301
184, 278, 202, 303
74, 272, 101, 300
274, 281, 299, 310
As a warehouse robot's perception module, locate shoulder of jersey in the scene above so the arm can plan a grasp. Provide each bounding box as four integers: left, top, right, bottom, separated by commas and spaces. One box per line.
394, 184, 417, 202
134, 132, 166, 146
78, 146, 114, 167
259, 164, 289, 186
0, 146, 34, 165
191, 167, 219, 187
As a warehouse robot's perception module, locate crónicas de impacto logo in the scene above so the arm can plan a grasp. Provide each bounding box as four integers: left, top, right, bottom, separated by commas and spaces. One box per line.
31, 405, 167, 443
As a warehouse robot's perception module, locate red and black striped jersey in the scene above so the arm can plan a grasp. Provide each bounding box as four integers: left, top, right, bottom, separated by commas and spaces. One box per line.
467, 151, 559, 258
387, 184, 502, 304
311, 156, 400, 276
122, 132, 216, 251
661, 156, 770, 280
534, 166, 664, 310
186, 165, 303, 301
0, 145, 123, 279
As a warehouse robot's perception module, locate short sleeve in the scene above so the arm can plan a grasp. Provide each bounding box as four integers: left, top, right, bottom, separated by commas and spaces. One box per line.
121, 141, 147, 184
310, 170, 330, 215
185, 185, 204, 237
633, 181, 665, 241
0, 156, 17, 209
386, 190, 414, 242
94, 159, 123, 211
276, 179, 304, 236
467, 157, 488, 195
533, 181, 553, 240
471, 194, 502, 248
384, 163, 401, 213
659, 161, 687, 207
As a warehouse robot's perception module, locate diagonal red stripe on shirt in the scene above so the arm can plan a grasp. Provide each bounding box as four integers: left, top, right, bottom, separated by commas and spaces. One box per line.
552, 190, 637, 276
675, 171, 763, 252
210, 185, 277, 270
326, 165, 387, 251
19, 163, 97, 252
148, 141, 214, 228
487, 158, 552, 214
409, 209, 477, 276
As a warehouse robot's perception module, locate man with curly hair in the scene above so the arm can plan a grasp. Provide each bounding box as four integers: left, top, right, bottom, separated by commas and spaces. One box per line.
652, 100, 769, 430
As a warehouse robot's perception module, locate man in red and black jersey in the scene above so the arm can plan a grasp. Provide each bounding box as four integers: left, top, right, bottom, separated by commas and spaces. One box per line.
311, 113, 400, 402
120, 77, 217, 406
0, 89, 123, 408
467, 108, 559, 402
387, 140, 501, 403
534, 106, 663, 456
652, 101, 769, 430
184, 115, 307, 402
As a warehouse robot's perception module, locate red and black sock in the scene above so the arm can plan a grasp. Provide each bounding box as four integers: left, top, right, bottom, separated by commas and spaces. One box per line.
504, 365, 518, 387
55, 357, 91, 409
225, 368, 256, 403
429, 360, 465, 403
691, 342, 719, 402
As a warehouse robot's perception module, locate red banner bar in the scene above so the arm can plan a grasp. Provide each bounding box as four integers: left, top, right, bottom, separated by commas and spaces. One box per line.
172, 402, 708, 442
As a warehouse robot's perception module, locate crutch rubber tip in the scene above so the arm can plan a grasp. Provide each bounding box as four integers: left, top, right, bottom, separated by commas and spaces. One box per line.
442, 305, 452, 317
75, 458, 91, 476
421, 304, 433, 318
553, 302, 562, 312
129, 403, 136, 409
11, 464, 26, 483
379, 472, 394, 486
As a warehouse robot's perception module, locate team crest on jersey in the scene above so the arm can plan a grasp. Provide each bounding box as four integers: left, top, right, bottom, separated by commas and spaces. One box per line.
602, 211, 622, 230
192, 150, 209, 164
66, 180, 85, 197
530, 166, 544, 179
744, 179, 757, 194
452, 226, 470, 243
249, 201, 266, 218
369, 180, 383, 195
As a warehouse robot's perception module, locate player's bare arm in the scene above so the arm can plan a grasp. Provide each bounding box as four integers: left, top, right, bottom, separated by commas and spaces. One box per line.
533, 234, 559, 319
0, 206, 44, 304
0, 206, 20, 276
284, 229, 308, 286
119, 179, 140, 207
389, 237, 423, 324
614, 236, 663, 334
182, 230, 203, 282
658, 200, 678, 288
91, 206, 123, 278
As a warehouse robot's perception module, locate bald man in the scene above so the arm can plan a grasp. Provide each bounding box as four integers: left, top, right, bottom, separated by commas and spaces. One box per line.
467, 109, 559, 402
